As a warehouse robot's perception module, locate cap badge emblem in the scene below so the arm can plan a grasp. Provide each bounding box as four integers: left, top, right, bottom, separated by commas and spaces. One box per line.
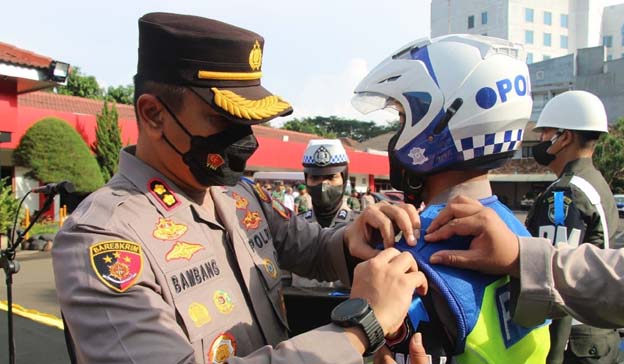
249, 40, 262, 71
313, 146, 332, 166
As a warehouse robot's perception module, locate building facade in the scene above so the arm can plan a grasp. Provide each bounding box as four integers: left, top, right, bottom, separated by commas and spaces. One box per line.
529, 45, 624, 124
431, 0, 624, 63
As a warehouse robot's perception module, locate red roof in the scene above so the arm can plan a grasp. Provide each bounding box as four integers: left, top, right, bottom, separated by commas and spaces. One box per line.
0, 42, 52, 69
13, 91, 389, 176
19, 91, 137, 120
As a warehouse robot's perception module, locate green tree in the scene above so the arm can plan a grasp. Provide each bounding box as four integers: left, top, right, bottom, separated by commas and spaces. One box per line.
594, 117, 624, 193
106, 85, 134, 105
13, 117, 105, 193
282, 118, 336, 138
0, 177, 20, 235
282, 116, 398, 142
94, 101, 123, 181
54, 67, 103, 99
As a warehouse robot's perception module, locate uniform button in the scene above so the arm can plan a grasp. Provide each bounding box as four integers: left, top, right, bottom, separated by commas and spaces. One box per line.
589, 346, 598, 356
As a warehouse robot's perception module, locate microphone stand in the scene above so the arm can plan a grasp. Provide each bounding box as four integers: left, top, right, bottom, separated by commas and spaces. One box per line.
1, 191, 56, 364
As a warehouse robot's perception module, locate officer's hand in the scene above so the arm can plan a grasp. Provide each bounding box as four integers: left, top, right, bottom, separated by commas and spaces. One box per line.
373, 333, 429, 364
350, 248, 427, 336
424, 195, 521, 277
345, 202, 419, 260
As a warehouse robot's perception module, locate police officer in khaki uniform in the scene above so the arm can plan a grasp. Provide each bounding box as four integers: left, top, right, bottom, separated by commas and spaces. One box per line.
525, 91, 622, 364
293, 139, 355, 288
52, 12, 427, 364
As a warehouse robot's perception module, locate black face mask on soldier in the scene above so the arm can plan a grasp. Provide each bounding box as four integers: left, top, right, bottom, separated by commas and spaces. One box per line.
532, 133, 561, 166
157, 97, 259, 186
308, 182, 344, 213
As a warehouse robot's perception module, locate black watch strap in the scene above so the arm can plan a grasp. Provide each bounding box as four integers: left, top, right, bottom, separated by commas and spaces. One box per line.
360, 309, 386, 356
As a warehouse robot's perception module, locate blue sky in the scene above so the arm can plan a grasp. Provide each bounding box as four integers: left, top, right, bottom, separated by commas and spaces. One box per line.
3, 1, 622, 125
3, 0, 431, 125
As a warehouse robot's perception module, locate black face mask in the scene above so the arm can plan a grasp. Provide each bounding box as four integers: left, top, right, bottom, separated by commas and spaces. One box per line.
308, 183, 344, 214
158, 98, 259, 186
532, 134, 560, 166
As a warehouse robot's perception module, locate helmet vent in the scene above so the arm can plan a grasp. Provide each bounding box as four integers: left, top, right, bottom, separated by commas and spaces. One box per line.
378, 75, 401, 84
434, 98, 463, 135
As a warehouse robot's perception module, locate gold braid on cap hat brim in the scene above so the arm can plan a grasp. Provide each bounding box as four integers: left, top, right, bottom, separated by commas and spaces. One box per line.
212, 87, 291, 121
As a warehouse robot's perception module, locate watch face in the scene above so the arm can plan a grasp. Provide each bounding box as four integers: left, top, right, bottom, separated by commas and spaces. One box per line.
333, 298, 368, 321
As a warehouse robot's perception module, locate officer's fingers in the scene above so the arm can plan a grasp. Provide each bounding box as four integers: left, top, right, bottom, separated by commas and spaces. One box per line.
373, 346, 396, 364
388, 251, 418, 274
406, 270, 428, 296
426, 198, 484, 234
424, 213, 486, 242
428, 249, 482, 270
376, 203, 416, 247
372, 247, 401, 264
350, 242, 381, 261
409, 333, 430, 364
360, 205, 397, 249
393, 203, 421, 246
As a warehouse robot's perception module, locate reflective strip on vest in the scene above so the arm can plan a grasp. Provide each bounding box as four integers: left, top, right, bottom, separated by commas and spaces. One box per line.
569, 176, 610, 249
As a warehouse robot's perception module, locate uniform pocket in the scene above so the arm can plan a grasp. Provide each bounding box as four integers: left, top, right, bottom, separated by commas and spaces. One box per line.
568, 331, 611, 358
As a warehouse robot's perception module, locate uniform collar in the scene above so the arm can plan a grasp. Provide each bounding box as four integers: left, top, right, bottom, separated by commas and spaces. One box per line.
562, 158, 594, 176
428, 178, 492, 205
118, 146, 191, 216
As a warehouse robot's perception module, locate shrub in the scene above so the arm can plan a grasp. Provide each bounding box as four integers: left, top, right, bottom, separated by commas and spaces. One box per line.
13, 117, 105, 193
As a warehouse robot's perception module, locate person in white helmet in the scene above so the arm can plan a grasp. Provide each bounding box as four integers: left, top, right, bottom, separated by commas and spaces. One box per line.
352, 34, 550, 364
524, 90, 622, 364
291, 139, 358, 288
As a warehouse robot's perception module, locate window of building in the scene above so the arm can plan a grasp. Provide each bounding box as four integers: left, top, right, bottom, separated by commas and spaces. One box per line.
560, 35, 568, 49
621, 24, 624, 46
607, 54, 613, 61
525, 30, 534, 44
603, 35, 613, 48
544, 11, 552, 25
561, 14, 568, 28
525, 8, 534, 22
544, 33, 552, 47
543, 55, 551, 60
468, 15, 475, 29
481, 11, 488, 25
522, 146, 534, 158
526, 52, 533, 64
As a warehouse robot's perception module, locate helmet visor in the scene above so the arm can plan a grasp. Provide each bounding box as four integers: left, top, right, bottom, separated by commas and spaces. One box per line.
351, 92, 400, 115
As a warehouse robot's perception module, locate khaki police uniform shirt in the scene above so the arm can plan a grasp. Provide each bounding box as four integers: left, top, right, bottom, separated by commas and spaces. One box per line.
513, 236, 624, 329
52, 147, 362, 364
292, 201, 357, 288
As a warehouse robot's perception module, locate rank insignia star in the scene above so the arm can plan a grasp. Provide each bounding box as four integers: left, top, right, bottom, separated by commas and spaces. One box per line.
148, 178, 180, 211
165, 242, 205, 262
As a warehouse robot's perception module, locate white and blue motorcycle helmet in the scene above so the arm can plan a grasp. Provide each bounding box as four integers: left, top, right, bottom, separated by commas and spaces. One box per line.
352, 35, 532, 196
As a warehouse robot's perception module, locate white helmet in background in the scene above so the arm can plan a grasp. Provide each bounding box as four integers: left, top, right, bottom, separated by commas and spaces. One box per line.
302, 139, 349, 175
534, 90, 608, 133
352, 34, 532, 193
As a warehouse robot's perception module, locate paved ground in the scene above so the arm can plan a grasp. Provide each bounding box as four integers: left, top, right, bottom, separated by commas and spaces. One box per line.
1, 212, 623, 363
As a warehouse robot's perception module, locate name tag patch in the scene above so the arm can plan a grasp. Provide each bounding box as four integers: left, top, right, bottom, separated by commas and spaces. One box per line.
169, 259, 221, 294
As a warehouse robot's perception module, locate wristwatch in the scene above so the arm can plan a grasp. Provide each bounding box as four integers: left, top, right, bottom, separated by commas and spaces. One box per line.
330, 298, 386, 355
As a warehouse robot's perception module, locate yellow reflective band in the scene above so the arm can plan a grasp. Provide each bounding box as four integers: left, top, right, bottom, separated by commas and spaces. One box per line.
198, 70, 262, 81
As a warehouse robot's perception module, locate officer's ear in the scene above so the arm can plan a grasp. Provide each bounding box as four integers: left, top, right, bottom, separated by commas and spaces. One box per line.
136, 94, 165, 134
557, 130, 574, 149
